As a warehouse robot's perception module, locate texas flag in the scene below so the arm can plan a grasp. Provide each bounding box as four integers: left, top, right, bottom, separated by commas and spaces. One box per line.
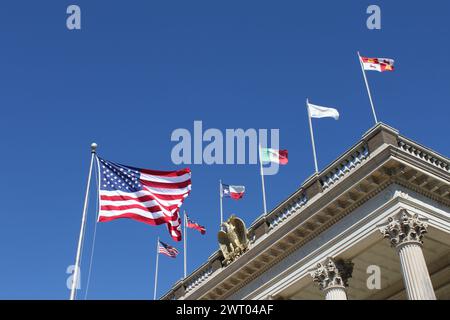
222, 184, 246, 200
260, 148, 289, 165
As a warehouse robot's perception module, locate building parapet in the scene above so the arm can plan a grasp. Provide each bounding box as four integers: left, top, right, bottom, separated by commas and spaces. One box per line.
398, 138, 449, 172
268, 193, 308, 230
319, 143, 369, 191
185, 265, 213, 293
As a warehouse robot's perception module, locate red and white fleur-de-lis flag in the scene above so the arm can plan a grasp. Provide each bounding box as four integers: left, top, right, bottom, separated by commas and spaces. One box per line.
360, 56, 395, 72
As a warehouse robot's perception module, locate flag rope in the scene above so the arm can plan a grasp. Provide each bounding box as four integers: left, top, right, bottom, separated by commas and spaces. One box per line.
74, 194, 88, 301
84, 160, 100, 300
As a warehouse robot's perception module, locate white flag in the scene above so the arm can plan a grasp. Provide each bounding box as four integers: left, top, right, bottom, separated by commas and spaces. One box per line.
307, 102, 340, 120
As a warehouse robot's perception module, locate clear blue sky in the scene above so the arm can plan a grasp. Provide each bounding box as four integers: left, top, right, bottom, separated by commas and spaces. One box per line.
0, 1, 448, 299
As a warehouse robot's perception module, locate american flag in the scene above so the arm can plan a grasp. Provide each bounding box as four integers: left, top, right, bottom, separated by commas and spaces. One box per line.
97, 157, 191, 241
158, 241, 179, 258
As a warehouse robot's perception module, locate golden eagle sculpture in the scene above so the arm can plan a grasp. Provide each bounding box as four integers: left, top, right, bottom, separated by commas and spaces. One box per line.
218, 215, 250, 265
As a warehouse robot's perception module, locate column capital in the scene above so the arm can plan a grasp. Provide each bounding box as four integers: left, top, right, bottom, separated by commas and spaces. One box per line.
310, 257, 354, 291
379, 209, 428, 249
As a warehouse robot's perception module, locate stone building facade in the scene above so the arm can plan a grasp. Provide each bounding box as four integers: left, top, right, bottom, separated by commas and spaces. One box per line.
162, 123, 450, 300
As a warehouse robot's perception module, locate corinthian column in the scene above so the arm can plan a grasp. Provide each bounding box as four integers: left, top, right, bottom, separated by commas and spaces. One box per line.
379, 210, 436, 300
311, 258, 354, 300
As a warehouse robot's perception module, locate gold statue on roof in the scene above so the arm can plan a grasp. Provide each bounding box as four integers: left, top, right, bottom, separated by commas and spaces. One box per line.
218, 215, 250, 265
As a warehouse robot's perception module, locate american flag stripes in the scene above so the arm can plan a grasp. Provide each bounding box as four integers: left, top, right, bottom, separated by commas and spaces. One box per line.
158, 241, 179, 258
97, 157, 191, 242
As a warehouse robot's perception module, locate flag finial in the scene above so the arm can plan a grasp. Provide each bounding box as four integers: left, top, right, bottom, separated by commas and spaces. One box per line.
91, 142, 98, 153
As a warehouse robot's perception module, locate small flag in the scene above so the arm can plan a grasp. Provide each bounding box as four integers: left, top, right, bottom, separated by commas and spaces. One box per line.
97, 157, 191, 242
222, 184, 246, 200
158, 241, 179, 258
307, 102, 340, 120
361, 56, 395, 72
260, 148, 288, 165
186, 215, 206, 235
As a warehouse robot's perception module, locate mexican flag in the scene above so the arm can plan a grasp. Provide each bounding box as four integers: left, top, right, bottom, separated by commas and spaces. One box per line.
260, 148, 288, 165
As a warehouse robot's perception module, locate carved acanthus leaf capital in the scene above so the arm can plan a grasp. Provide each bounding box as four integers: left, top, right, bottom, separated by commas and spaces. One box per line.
379, 209, 428, 248
310, 258, 354, 291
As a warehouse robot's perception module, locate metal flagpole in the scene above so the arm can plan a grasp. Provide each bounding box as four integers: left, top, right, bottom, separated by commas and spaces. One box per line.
306, 99, 319, 173
70, 142, 97, 300
358, 51, 379, 124
183, 211, 187, 279
153, 237, 160, 300
258, 144, 268, 214
219, 179, 223, 224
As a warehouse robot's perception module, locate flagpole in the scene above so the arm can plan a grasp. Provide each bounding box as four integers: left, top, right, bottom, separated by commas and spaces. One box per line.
219, 179, 223, 224
258, 144, 268, 214
153, 237, 160, 300
358, 51, 379, 124
183, 211, 187, 279
70, 143, 97, 300
307, 99, 319, 173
